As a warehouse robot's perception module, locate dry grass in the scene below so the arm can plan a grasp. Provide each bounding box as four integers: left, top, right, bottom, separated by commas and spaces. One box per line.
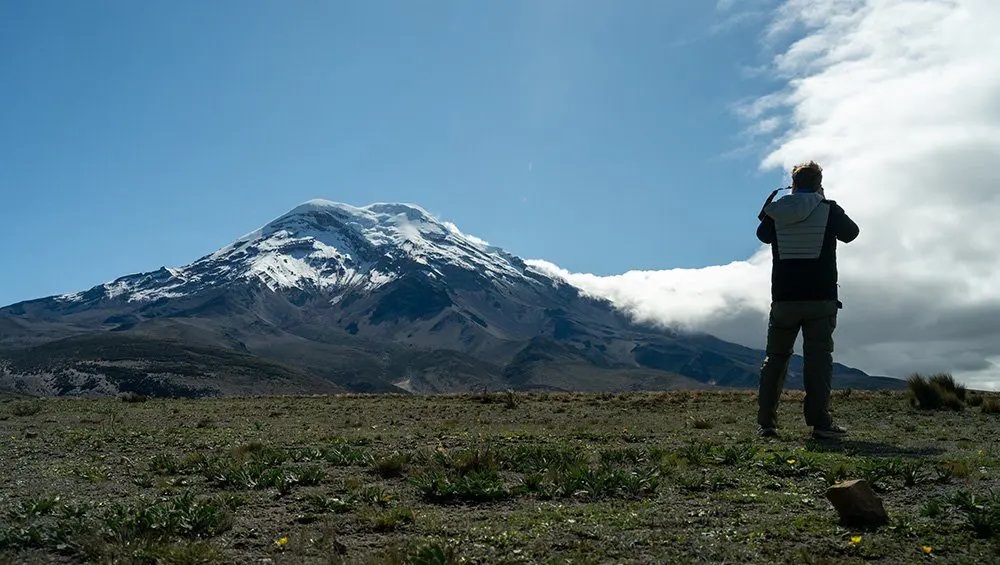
2, 390, 999, 563
907, 373, 966, 411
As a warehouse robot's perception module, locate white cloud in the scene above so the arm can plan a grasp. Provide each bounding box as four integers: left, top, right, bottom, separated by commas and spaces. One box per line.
443, 221, 491, 248
748, 116, 784, 137
538, 0, 1000, 390
716, 0, 775, 14
712, 0, 778, 35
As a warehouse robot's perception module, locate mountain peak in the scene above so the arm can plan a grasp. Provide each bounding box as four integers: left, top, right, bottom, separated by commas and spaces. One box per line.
281, 200, 435, 225
291, 200, 434, 220
52, 199, 526, 304
267, 200, 451, 245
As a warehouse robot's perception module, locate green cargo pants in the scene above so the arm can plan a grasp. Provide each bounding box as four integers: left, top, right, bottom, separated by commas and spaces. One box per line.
757, 300, 838, 429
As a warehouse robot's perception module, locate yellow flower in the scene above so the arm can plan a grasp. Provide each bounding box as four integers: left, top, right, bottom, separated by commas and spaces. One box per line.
275, 537, 288, 547
787, 459, 796, 465
922, 546, 933, 554
850, 535, 862, 545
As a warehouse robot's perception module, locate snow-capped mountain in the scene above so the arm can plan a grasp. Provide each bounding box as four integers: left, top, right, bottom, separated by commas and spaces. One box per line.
0, 200, 901, 397
59, 200, 533, 306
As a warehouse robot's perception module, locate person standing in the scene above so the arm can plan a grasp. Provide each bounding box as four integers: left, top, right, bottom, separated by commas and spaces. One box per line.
755, 161, 859, 439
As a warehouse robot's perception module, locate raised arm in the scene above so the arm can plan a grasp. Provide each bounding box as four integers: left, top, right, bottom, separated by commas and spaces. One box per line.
829, 202, 860, 243
757, 215, 776, 244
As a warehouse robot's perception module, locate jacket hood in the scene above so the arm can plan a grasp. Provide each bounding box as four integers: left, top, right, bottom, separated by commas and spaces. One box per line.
765, 192, 825, 225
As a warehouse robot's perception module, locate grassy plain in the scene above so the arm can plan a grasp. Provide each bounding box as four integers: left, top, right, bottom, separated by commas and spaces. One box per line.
2, 390, 999, 564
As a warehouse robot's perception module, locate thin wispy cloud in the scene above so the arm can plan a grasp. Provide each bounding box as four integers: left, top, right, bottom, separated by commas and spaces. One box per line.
712, 0, 778, 35
533, 0, 1000, 390
715, 0, 776, 14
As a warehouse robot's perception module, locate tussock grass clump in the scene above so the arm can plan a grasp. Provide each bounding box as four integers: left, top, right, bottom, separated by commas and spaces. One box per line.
409, 445, 518, 502
0, 493, 234, 558
408, 541, 460, 565
920, 498, 945, 519
950, 490, 1000, 539
517, 462, 661, 500
0, 507, 90, 554
441, 447, 501, 476
197, 444, 324, 494
552, 464, 660, 499
150, 453, 180, 475
132, 542, 224, 564
504, 444, 587, 473
305, 494, 352, 515
861, 457, 930, 491
411, 470, 510, 503
351, 484, 396, 507
11, 402, 42, 417
820, 460, 854, 486
205, 460, 324, 493
374, 452, 411, 478
6, 495, 62, 521
935, 459, 972, 483
599, 447, 649, 466
720, 444, 758, 466
908, 373, 966, 411
102, 492, 233, 541
503, 389, 519, 409
410, 443, 662, 502
898, 459, 926, 487
150, 452, 210, 476
677, 441, 716, 466
322, 442, 375, 466
650, 443, 758, 471
930, 373, 967, 400
474, 388, 520, 409
366, 507, 416, 532
180, 453, 210, 473
381, 541, 460, 565
296, 465, 326, 486
226, 443, 289, 468
689, 417, 713, 430
851, 456, 929, 489
982, 398, 1000, 415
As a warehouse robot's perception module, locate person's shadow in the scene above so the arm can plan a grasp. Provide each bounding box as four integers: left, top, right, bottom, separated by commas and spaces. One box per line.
805, 438, 946, 458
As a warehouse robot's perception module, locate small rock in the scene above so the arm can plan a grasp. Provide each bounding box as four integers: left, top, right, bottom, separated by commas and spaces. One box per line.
826, 479, 888, 528
24, 431, 38, 439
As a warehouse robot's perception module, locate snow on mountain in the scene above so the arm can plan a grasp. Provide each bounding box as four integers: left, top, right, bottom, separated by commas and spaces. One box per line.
58, 200, 539, 304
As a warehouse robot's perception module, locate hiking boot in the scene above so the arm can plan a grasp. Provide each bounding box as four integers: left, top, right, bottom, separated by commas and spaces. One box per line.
812, 423, 848, 440
758, 426, 779, 438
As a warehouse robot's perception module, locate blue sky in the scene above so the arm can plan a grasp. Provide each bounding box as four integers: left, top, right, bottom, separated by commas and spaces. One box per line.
0, 1, 787, 307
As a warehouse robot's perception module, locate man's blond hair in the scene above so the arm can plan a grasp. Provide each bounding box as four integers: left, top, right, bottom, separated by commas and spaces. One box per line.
791, 161, 823, 192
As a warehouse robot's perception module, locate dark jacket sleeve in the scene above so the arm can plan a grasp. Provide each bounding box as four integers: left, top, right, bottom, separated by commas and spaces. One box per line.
756, 216, 776, 244
829, 203, 860, 243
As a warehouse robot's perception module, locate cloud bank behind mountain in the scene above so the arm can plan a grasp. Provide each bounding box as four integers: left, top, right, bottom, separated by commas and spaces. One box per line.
531, 0, 1000, 390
